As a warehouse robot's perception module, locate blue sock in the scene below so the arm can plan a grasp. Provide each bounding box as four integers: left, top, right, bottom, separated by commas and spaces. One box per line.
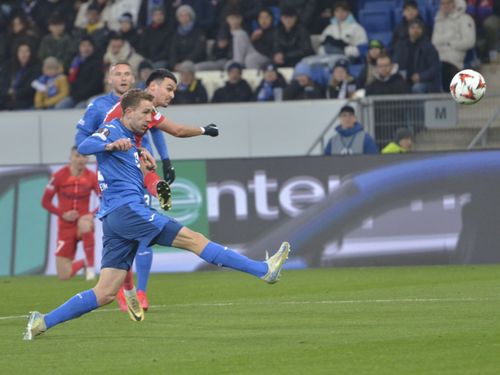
136, 245, 153, 292
44, 289, 98, 329
199, 242, 268, 278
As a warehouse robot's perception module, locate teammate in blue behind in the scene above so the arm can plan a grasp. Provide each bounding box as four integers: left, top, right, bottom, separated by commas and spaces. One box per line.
74, 62, 171, 183
24, 89, 290, 339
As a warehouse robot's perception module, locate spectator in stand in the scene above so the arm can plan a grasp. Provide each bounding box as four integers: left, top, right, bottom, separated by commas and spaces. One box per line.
10, 0, 58, 35
365, 54, 409, 96
138, 0, 175, 32
211, 62, 253, 103
8, 14, 39, 59
73, 3, 111, 54
33, 56, 69, 109
381, 127, 414, 153
254, 62, 288, 102
283, 61, 325, 100
310, 0, 334, 34
318, 1, 368, 61
171, 0, 223, 38
467, 0, 500, 63
250, 8, 277, 66
135, 59, 154, 89
432, 0, 476, 91
0, 41, 40, 110
356, 39, 386, 89
104, 33, 145, 78
326, 58, 358, 99
393, 19, 442, 93
171, 60, 208, 104
219, 0, 262, 32
324, 105, 379, 155
273, 7, 314, 67
118, 12, 141, 52
140, 7, 173, 69
392, 0, 429, 49
38, 14, 76, 73
197, 7, 268, 70
280, 0, 317, 30
169, 5, 207, 71
74, 0, 112, 31
55, 37, 104, 109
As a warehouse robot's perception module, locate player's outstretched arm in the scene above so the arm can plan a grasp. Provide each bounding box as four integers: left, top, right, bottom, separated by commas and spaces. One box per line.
79, 132, 132, 155
156, 117, 219, 138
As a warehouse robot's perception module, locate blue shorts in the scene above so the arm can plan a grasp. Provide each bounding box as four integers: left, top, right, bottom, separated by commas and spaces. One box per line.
101, 202, 183, 270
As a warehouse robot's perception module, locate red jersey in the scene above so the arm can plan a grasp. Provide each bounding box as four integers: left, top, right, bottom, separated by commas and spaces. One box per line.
104, 101, 164, 147
41, 166, 99, 225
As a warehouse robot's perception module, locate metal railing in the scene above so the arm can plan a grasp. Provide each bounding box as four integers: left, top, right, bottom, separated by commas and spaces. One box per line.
467, 107, 500, 149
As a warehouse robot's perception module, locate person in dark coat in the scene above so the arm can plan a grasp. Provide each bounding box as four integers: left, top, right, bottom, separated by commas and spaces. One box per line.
140, 7, 173, 69
0, 41, 41, 110
118, 12, 141, 53
391, 0, 429, 49
365, 55, 409, 96
283, 61, 325, 100
392, 19, 441, 93
254, 63, 288, 101
169, 5, 207, 71
55, 37, 104, 109
212, 62, 253, 103
273, 7, 314, 67
172, 60, 208, 104
251, 8, 276, 60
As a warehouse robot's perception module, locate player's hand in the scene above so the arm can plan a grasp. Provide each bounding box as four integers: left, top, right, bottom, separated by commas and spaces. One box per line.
138, 148, 157, 173
162, 158, 176, 184
201, 124, 219, 137
105, 138, 132, 151
62, 210, 79, 222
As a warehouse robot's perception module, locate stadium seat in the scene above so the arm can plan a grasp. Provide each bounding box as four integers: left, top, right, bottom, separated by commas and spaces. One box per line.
349, 63, 364, 80
359, 1, 397, 10
358, 8, 393, 33
367, 31, 393, 49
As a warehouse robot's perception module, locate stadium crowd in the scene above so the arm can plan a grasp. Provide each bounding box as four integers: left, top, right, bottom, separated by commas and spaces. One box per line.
0, 0, 498, 111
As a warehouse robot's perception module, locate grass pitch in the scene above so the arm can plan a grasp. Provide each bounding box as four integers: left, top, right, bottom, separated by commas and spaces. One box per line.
1, 265, 499, 375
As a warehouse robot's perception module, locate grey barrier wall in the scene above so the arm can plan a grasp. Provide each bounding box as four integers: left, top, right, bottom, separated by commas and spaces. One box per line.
0, 100, 348, 165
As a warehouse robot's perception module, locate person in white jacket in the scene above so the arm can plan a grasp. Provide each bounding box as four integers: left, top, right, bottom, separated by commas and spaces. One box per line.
318, 0, 368, 60
432, 0, 476, 91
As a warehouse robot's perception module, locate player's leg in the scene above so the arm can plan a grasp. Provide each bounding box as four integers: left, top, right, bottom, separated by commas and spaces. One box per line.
135, 243, 153, 310
24, 268, 126, 340
55, 229, 85, 280
160, 224, 290, 284
55, 256, 84, 280
77, 214, 96, 280
144, 171, 172, 210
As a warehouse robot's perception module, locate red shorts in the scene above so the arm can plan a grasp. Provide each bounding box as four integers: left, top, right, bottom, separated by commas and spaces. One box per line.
55, 225, 79, 260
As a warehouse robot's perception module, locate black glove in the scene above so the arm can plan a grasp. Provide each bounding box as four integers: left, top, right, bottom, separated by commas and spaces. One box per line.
202, 124, 219, 137
162, 158, 176, 185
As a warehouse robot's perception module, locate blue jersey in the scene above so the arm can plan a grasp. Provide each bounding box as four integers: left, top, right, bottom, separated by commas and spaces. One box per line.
78, 118, 144, 219
75, 92, 120, 146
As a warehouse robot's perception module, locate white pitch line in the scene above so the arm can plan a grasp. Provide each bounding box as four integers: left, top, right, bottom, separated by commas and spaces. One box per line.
2, 296, 497, 321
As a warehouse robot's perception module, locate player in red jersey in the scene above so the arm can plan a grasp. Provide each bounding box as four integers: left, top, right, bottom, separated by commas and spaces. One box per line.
103, 69, 218, 316
42, 146, 100, 281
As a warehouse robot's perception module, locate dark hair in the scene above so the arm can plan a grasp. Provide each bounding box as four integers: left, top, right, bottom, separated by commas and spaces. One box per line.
121, 88, 154, 112
108, 31, 124, 41
80, 36, 96, 47
145, 68, 177, 87
334, 1, 350, 11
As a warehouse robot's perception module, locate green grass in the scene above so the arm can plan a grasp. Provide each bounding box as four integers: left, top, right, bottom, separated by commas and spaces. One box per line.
1, 265, 500, 374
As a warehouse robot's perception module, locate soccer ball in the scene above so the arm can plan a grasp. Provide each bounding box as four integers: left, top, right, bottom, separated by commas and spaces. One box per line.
449, 69, 486, 105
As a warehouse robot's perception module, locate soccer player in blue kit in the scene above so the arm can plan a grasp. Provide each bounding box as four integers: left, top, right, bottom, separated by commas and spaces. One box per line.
24, 89, 290, 339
